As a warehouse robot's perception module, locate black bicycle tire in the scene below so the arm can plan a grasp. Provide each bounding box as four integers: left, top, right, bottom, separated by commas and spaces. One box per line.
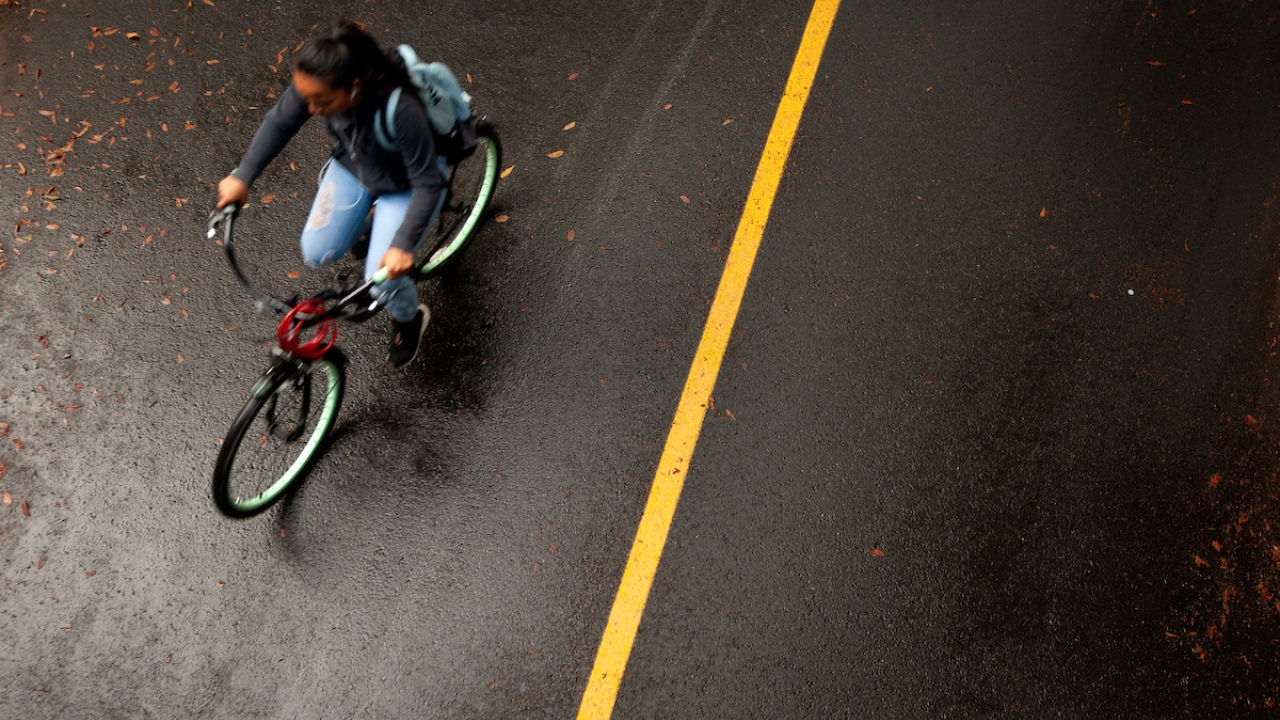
412, 120, 502, 280
212, 355, 346, 518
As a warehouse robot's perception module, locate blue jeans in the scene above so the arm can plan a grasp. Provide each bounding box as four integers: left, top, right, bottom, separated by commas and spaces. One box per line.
299, 160, 446, 322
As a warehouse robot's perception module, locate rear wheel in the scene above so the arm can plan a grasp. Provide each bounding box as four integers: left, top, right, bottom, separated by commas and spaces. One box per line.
212, 355, 345, 518
413, 120, 502, 279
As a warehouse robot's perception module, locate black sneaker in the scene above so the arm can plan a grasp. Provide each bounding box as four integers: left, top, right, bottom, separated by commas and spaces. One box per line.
388, 303, 430, 368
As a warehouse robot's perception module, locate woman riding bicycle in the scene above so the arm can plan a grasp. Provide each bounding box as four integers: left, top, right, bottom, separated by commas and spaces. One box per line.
216, 20, 444, 368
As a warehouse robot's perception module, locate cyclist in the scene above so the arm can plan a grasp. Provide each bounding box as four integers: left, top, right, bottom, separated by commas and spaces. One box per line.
216, 20, 444, 368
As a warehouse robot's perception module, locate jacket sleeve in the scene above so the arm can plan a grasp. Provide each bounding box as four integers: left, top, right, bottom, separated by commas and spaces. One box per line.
388, 94, 446, 253
230, 83, 311, 187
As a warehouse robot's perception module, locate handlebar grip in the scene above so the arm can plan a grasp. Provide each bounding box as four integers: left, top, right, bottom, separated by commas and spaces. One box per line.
371, 267, 391, 284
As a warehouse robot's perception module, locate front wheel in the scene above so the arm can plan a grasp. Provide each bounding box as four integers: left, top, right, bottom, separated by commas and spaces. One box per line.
413, 119, 502, 279
212, 354, 345, 518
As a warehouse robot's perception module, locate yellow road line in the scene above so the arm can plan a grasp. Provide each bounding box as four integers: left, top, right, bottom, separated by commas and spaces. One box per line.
575, 1, 843, 717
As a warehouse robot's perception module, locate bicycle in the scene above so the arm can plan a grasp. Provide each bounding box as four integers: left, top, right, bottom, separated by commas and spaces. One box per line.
206, 120, 501, 519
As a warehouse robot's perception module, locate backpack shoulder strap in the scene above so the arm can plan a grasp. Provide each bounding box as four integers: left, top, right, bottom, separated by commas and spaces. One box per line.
373, 86, 402, 152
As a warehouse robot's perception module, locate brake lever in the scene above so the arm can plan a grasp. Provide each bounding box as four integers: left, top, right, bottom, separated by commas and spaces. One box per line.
206, 204, 239, 238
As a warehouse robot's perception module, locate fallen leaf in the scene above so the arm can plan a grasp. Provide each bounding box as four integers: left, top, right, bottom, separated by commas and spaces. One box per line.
1147, 61, 1167, 67
547, 150, 564, 158
260, 194, 276, 204
1, 492, 10, 506
46, 223, 60, 230
84, 570, 95, 577
287, 271, 301, 278
62, 623, 71, 629
150, 28, 159, 36
494, 215, 509, 223
166, 653, 172, 663
206, 59, 220, 65
1210, 473, 1222, 486
563, 121, 576, 131
1195, 555, 1209, 567
567, 229, 576, 241
141, 235, 153, 247
663, 103, 672, 110
169, 81, 180, 93
680, 195, 690, 204
176, 353, 183, 363
567, 72, 579, 80
22, 501, 30, 516
1245, 415, 1259, 425
500, 165, 514, 179
1039, 208, 1047, 217
184, 120, 196, 130
722, 118, 734, 125
871, 548, 885, 557
1181, 99, 1193, 105
0, 422, 7, 437
126, 32, 140, 40
204, 0, 215, 5
160, 297, 171, 305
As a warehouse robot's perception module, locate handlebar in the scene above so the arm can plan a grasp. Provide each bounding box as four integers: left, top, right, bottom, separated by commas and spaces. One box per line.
207, 204, 389, 322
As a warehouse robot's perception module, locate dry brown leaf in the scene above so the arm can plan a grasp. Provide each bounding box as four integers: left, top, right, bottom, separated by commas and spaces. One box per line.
126, 32, 140, 40
184, 120, 196, 130
149, 28, 159, 36
1210, 473, 1222, 486
260, 194, 276, 204
722, 118, 734, 125
21, 501, 29, 516
494, 215, 509, 223
567, 72, 579, 80
141, 235, 153, 247
563, 121, 576, 131
1147, 61, 1167, 67
2, 491, 11, 506
1181, 99, 1193, 105
169, 81, 180, 93
680, 195, 690, 204
567, 229, 576, 241
547, 150, 564, 158
160, 297, 172, 305
176, 353, 184, 363
870, 548, 885, 557
286, 271, 301, 278
1039, 208, 1047, 217
206, 59, 220, 65
663, 104, 672, 110
46, 222, 60, 230
500, 165, 514, 179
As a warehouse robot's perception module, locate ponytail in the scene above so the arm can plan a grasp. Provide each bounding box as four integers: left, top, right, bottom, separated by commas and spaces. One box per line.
291, 19, 410, 97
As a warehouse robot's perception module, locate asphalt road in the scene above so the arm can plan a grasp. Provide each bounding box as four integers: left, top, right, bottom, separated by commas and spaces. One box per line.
3, 1, 1280, 718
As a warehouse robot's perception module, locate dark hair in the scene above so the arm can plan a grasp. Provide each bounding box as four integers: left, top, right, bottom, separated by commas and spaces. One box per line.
292, 19, 410, 99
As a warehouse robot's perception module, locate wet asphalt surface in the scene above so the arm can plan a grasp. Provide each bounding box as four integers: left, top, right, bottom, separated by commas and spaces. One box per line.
3, 1, 1280, 718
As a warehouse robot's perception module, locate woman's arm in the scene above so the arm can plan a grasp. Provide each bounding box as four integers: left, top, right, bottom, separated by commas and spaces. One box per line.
223, 83, 312, 196
378, 92, 446, 278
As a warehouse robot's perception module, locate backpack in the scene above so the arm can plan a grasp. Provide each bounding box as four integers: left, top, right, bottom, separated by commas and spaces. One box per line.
374, 44, 477, 161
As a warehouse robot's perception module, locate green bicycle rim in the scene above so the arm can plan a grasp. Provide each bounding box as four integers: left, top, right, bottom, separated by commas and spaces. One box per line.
416, 134, 499, 275
226, 358, 343, 514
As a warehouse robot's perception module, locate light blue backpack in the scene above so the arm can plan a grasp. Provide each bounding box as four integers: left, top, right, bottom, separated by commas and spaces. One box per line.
374, 44, 477, 159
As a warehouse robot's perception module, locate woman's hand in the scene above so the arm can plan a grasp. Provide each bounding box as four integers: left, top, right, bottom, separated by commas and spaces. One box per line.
379, 247, 415, 280
217, 175, 250, 209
